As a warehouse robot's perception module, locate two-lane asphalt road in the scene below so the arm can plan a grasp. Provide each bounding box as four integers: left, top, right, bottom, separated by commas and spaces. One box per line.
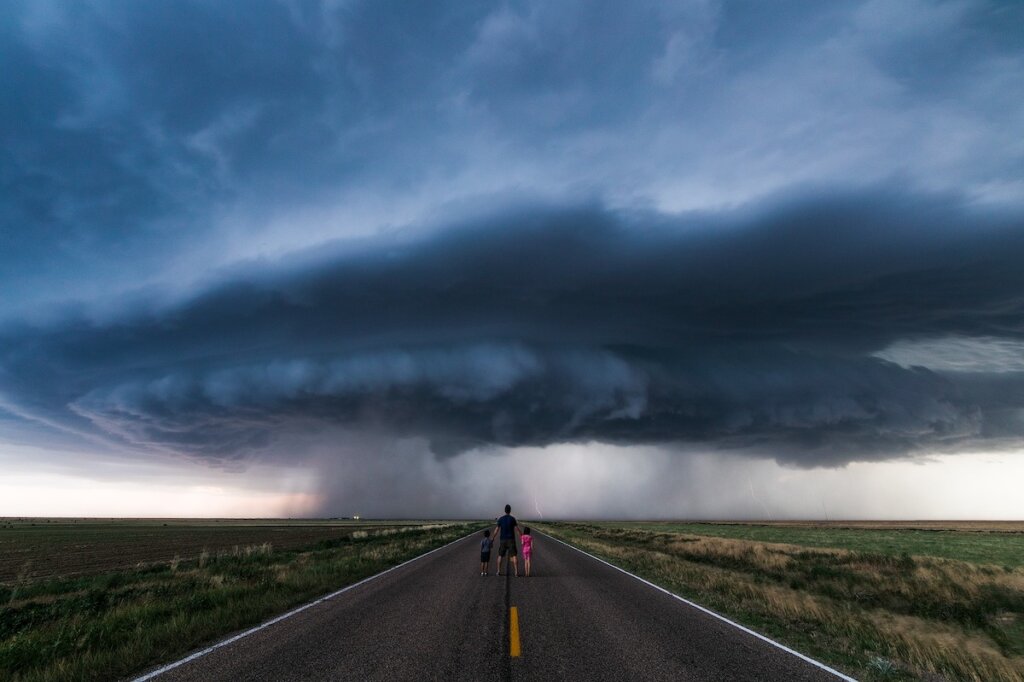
139, 531, 852, 681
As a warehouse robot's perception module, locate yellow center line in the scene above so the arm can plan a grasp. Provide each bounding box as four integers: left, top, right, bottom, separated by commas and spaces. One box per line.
509, 606, 521, 657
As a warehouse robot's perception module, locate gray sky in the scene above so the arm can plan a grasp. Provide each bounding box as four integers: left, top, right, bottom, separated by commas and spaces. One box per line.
2, 0, 1023, 518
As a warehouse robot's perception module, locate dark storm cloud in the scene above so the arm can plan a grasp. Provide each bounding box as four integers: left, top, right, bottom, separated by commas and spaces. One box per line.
3, 0, 1022, 313
2, 191, 1023, 465
0, 0, 490, 306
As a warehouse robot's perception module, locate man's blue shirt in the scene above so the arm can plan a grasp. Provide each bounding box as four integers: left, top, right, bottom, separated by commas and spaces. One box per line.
497, 514, 517, 539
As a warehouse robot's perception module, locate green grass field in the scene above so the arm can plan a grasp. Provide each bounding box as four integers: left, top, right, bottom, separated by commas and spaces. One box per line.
0, 520, 475, 682
538, 521, 1024, 682
593, 521, 1024, 568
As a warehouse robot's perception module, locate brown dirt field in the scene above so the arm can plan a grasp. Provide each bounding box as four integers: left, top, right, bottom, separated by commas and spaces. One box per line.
0, 518, 437, 583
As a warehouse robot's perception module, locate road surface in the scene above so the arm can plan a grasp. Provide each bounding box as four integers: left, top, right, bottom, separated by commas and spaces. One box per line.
138, 530, 852, 681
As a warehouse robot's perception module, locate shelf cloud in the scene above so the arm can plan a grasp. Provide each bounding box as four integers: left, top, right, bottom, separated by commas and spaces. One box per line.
3, 191, 1023, 467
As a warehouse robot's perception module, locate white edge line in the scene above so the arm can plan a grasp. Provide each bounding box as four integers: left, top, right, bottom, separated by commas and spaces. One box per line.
541, 532, 858, 682
132, 528, 478, 681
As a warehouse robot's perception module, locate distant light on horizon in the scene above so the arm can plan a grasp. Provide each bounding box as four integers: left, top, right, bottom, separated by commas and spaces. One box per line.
0, 473, 323, 518
4, 446, 1022, 520
875, 337, 1024, 373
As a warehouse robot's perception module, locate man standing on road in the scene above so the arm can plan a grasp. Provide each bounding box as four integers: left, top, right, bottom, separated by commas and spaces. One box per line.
493, 504, 522, 577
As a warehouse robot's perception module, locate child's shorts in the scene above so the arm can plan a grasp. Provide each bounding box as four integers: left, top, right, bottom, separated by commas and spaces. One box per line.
480, 552, 491, 562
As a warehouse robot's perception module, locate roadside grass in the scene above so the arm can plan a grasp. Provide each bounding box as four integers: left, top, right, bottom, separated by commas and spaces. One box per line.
0, 518, 448, 583
0, 522, 473, 682
537, 522, 1024, 682
595, 521, 1024, 568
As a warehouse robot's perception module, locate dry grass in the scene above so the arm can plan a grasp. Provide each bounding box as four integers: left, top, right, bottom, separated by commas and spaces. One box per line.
597, 521, 1024, 567
0, 518, 443, 582
679, 521, 1024, 533
539, 523, 1024, 681
0, 522, 473, 682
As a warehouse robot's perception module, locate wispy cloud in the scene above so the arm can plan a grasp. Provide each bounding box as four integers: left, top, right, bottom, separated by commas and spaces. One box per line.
2, 1, 1021, 311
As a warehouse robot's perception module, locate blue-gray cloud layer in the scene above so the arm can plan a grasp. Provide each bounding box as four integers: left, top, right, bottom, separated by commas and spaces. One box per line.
2, 1, 1024, 469
3, 0, 1022, 310
3, 192, 1024, 465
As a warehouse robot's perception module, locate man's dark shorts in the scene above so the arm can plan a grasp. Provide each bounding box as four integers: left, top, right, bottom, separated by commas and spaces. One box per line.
498, 538, 517, 557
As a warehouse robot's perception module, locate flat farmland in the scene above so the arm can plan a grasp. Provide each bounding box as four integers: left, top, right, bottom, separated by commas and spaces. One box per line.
0, 519, 474, 682
540, 521, 1024, 681
591, 520, 1024, 567
0, 518, 447, 583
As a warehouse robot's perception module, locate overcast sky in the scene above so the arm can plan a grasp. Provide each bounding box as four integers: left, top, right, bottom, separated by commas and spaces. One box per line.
2, 0, 1024, 518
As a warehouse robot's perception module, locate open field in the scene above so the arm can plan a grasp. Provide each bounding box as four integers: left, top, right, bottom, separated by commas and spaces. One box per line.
5, 519, 1022, 681
537, 521, 1024, 682
591, 521, 1024, 568
0, 520, 475, 682
0, 517, 449, 583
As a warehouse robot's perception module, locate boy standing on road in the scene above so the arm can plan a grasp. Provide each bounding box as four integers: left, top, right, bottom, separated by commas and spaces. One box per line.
493, 504, 522, 577
480, 529, 493, 576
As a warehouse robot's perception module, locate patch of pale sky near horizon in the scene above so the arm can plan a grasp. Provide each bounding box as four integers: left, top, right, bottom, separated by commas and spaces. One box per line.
875, 337, 1024, 373
0, 474, 322, 518
6, 440, 1020, 519
438, 445, 1024, 521
0, 443, 322, 517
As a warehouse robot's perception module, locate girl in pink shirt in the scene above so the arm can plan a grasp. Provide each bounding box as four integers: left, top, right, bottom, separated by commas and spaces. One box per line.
521, 527, 533, 577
